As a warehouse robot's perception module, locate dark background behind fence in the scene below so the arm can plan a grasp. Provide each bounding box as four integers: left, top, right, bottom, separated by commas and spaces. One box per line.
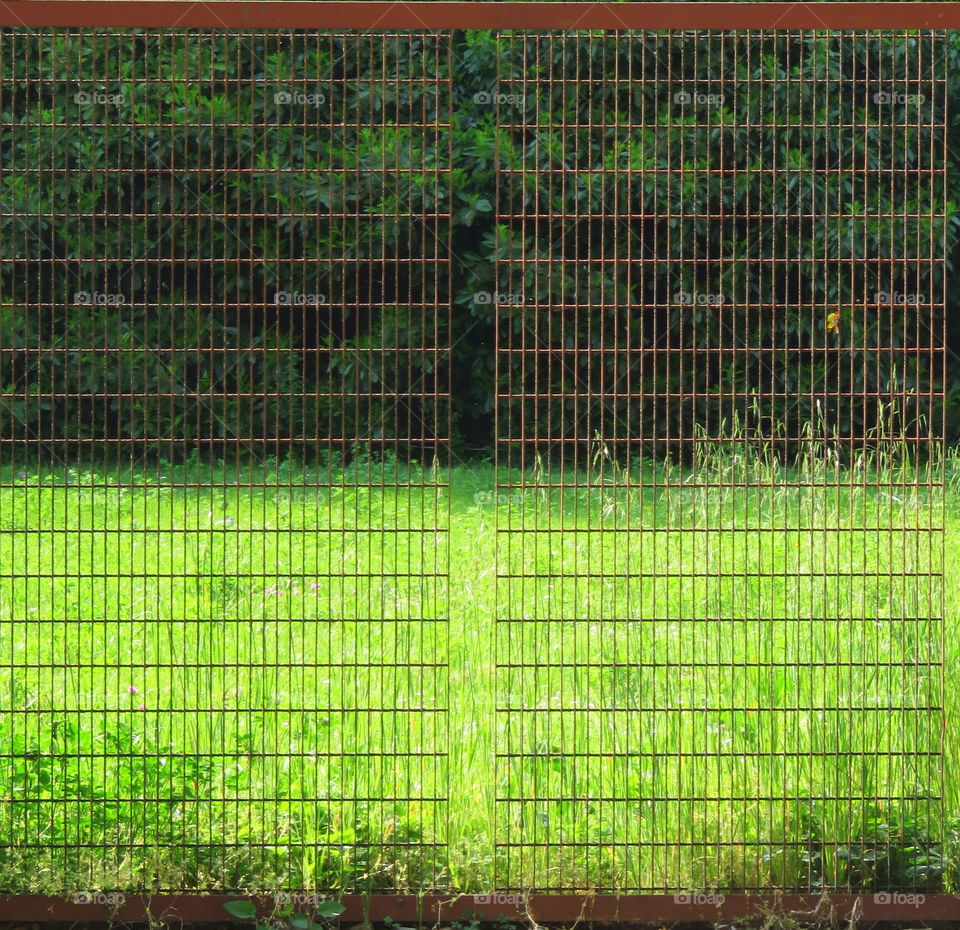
0, 28, 954, 464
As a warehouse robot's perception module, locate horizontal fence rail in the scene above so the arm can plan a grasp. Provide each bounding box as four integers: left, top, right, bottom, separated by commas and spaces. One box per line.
1, 3, 960, 30
0, 3, 950, 916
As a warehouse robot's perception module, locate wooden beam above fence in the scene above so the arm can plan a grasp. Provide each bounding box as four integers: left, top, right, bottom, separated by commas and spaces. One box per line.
0, 2, 958, 30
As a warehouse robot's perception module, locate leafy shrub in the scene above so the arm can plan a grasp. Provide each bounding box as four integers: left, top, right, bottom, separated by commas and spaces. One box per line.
0, 30, 956, 462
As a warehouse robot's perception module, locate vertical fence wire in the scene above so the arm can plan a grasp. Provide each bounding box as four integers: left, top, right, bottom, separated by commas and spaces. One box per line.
494, 29, 947, 893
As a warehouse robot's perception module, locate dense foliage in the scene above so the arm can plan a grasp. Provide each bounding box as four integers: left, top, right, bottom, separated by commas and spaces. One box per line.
0, 30, 956, 462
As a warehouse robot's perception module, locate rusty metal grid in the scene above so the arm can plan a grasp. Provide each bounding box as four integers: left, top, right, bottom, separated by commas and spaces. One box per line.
0, 29, 452, 894
493, 30, 947, 894
0, 9, 948, 906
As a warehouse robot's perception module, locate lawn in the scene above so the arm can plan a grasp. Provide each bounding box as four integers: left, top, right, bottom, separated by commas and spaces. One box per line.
0, 449, 954, 896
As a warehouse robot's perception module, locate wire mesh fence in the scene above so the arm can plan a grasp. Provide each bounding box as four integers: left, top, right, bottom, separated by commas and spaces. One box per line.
0, 29, 452, 893
0, 14, 949, 900
492, 30, 946, 893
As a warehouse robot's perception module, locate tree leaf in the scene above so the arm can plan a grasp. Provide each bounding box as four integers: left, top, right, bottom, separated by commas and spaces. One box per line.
224, 901, 257, 920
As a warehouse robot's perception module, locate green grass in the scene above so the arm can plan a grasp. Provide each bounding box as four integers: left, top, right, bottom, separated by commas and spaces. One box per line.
0, 448, 954, 896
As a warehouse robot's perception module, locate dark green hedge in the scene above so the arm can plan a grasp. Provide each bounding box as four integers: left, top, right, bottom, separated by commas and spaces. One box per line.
0, 29, 955, 463
491, 32, 952, 466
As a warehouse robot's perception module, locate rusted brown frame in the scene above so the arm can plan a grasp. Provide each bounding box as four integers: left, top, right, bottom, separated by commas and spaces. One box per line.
0, 3, 959, 30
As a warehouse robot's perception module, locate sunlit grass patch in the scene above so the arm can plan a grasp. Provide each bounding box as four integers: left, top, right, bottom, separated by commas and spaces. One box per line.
0, 449, 951, 895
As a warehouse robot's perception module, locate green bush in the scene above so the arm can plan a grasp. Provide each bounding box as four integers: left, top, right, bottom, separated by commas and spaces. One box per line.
0, 29, 954, 462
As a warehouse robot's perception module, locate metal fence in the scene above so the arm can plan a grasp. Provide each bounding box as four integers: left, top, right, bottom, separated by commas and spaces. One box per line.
493, 28, 946, 895
0, 2, 949, 914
